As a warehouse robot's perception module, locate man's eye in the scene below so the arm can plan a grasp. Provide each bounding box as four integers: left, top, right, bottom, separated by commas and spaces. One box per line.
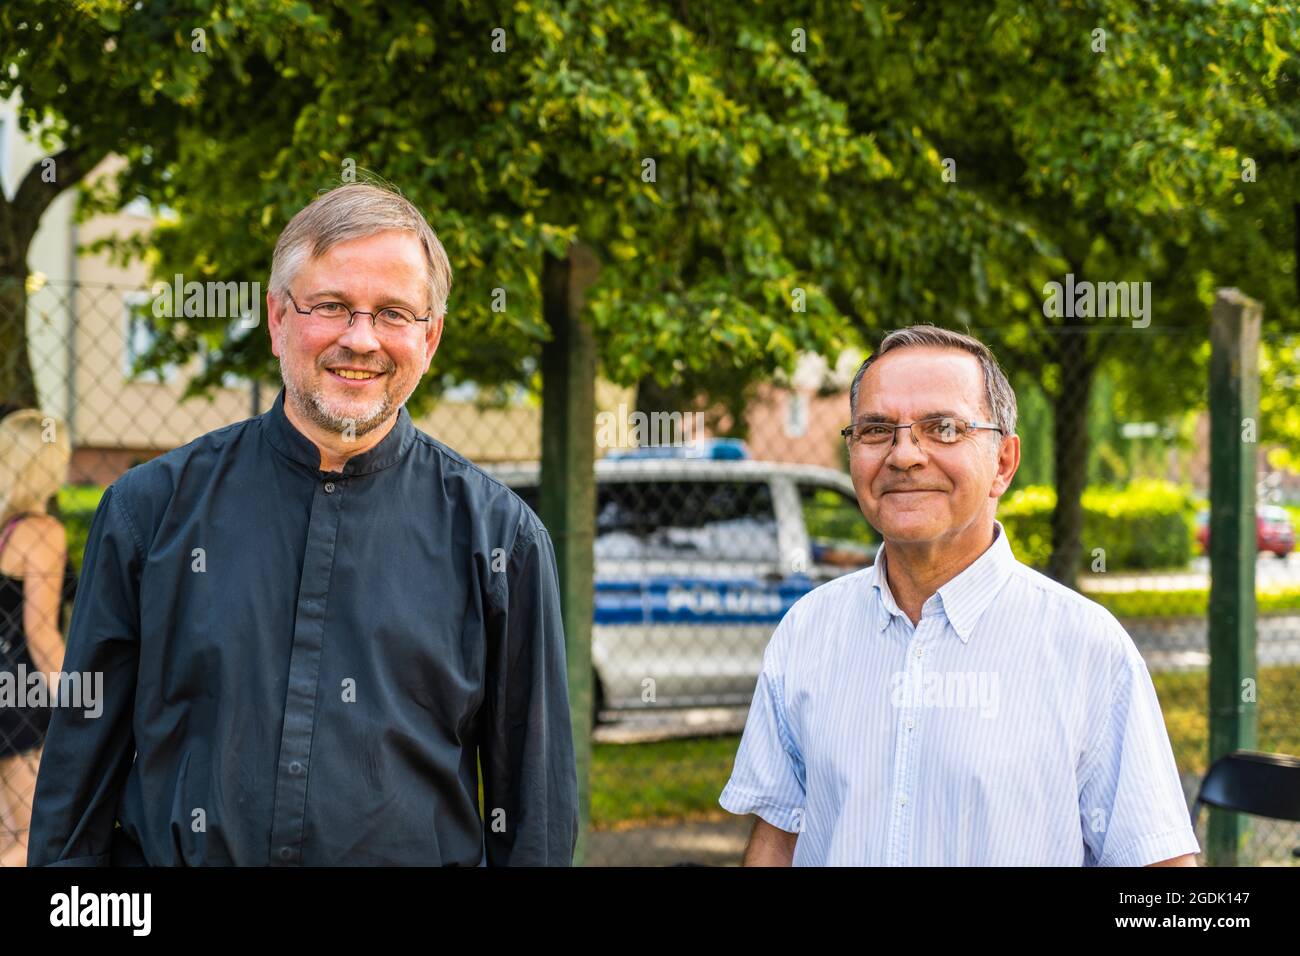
924, 418, 961, 439
314, 302, 347, 315
378, 308, 408, 323
861, 425, 892, 438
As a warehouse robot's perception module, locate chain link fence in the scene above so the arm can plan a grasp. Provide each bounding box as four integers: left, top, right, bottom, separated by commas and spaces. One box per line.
2, 279, 1297, 865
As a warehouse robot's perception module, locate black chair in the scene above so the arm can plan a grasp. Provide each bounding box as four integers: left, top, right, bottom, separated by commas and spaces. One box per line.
1190, 750, 1300, 859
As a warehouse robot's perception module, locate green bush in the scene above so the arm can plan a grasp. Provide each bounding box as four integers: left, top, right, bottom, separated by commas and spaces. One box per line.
1285, 505, 1300, 551
58, 485, 106, 573
999, 479, 1195, 572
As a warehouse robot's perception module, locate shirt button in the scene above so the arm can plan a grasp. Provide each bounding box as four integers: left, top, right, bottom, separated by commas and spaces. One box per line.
915, 648, 923, 658
289, 761, 305, 776
905, 718, 914, 730
324, 481, 335, 493
898, 795, 907, 806
279, 847, 292, 861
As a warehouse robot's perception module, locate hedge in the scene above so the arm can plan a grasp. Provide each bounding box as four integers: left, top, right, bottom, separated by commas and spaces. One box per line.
999, 479, 1195, 572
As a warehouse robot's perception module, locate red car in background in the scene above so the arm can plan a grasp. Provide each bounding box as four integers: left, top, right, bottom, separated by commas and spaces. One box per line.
1196, 505, 1296, 558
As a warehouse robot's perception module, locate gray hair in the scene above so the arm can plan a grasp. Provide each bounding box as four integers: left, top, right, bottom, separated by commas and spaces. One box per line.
850, 324, 1018, 439
269, 182, 453, 317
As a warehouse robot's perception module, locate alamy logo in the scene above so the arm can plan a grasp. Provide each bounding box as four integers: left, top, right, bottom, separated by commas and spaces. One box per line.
151, 273, 260, 327
0, 665, 102, 718
50, 886, 151, 936
595, 403, 706, 453
1042, 273, 1151, 328
890, 669, 1000, 718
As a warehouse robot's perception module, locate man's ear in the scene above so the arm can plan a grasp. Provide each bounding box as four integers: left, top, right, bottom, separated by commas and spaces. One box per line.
990, 434, 1021, 498
423, 314, 445, 375
267, 290, 283, 357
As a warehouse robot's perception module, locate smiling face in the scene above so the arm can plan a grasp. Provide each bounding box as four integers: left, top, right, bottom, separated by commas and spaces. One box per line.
267, 229, 443, 438
849, 346, 1018, 547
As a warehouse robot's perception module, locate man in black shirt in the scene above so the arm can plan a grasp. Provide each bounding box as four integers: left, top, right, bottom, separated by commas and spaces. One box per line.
28, 183, 578, 866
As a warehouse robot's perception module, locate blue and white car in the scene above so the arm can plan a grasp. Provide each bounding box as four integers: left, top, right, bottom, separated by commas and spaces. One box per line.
486, 443, 878, 719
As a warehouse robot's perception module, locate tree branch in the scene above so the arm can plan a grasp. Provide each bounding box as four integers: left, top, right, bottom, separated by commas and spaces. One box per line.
8, 144, 109, 249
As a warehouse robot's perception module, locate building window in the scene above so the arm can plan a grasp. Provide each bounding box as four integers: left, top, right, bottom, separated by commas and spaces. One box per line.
202, 319, 250, 389
123, 292, 179, 383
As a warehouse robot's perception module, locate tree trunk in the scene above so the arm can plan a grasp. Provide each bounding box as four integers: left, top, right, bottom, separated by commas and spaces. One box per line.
0, 145, 108, 411
0, 260, 38, 410
1045, 332, 1095, 589
634, 374, 678, 445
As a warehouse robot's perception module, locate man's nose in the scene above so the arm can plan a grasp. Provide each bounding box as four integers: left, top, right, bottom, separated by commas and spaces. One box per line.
884, 425, 926, 467
336, 313, 383, 352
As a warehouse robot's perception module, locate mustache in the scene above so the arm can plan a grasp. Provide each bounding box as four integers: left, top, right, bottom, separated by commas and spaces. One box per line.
320, 351, 392, 373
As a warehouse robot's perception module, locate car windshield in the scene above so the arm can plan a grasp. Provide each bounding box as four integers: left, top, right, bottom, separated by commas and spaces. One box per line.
594, 479, 779, 563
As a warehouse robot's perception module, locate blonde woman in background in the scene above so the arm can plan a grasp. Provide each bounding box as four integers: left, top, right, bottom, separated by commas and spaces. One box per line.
0, 409, 71, 867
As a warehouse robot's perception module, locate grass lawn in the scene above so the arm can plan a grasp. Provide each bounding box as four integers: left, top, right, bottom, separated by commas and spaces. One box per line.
590, 664, 1300, 829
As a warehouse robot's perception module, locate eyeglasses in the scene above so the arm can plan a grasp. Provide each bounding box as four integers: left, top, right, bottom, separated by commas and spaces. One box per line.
285, 292, 431, 333
841, 416, 1004, 452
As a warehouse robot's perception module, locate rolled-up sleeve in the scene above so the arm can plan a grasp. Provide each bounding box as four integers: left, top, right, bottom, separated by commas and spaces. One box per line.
480, 526, 578, 866
28, 483, 143, 866
1079, 622, 1201, 867
719, 615, 806, 833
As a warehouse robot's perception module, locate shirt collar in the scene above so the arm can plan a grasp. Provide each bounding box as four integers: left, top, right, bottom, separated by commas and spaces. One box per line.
871, 519, 1016, 643
261, 386, 417, 476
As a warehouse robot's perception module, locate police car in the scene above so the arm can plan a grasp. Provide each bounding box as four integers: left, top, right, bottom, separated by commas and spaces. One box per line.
487, 440, 879, 721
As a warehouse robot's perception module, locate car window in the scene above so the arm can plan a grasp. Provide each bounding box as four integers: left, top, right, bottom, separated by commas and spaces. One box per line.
510, 478, 781, 562
595, 479, 779, 563
799, 483, 877, 569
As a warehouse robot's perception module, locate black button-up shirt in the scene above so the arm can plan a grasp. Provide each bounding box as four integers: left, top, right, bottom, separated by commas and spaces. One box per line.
29, 388, 577, 866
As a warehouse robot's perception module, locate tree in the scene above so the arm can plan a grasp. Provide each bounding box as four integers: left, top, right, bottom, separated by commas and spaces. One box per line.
0, 2, 310, 407
754, 0, 1300, 585
10, 1, 1300, 592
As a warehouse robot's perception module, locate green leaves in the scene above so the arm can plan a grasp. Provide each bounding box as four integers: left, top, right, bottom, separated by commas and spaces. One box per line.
6, 0, 1299, 418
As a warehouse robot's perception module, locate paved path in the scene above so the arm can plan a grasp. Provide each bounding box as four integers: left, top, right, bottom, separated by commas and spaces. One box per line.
587, 817, 750, 866
1079, 553, 1300, 592
1126, 613, 1300, 669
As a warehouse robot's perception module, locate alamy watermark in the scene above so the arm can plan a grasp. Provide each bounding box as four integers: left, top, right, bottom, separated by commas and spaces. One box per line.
50, 886, 150, 935
890, 669, 1000, 719
151, 273, 261, 327
1042, 273, 1151, 328
595, 403, 707, 453
0, 665, 103, 719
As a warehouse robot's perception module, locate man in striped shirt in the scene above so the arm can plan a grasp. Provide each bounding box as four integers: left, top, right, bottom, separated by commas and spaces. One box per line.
720, 324, 1199, 866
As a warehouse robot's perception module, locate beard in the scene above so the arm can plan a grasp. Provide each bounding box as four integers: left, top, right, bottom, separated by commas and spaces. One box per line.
279, 347, 400, 439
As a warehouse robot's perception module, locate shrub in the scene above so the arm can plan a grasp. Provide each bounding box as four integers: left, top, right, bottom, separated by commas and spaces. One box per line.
999, 479, 1195, 572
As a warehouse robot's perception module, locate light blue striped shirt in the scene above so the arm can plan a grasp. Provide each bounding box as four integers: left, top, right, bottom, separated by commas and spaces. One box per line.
720, 519, 1200, 866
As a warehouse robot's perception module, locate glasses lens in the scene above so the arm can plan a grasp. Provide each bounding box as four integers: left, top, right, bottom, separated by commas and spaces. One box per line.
846, 424, 895, 448
848, 419, 969, 451
309, 302, 350, 321
376, 307, 416, 330
920, 417, 966, 444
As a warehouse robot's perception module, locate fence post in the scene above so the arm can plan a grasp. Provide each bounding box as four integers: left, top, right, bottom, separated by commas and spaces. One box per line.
539, 243, 598, 865
1206, 288, 1262, 866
